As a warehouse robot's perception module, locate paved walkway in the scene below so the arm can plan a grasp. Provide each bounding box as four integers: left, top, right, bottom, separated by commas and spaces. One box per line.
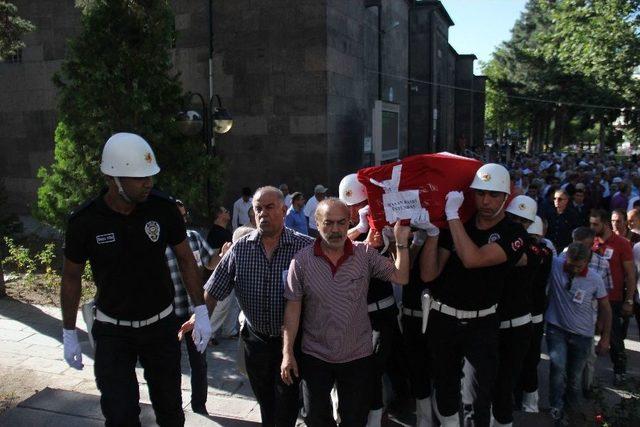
0, 297, 639, 426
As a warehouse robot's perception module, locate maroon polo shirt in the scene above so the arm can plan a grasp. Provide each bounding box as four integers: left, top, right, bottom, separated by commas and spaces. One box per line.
285, 239, 396, 363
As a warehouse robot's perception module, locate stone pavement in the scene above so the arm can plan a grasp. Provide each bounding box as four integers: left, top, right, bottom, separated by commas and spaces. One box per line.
0, 296, 639, 426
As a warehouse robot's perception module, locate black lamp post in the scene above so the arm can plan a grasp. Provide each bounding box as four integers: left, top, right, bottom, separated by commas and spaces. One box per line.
177, 92, 233, 216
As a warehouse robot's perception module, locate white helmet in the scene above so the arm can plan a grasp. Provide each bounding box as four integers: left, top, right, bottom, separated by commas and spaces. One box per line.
100, 132, 160, 177
469, 163, 511, 195
506, 195, 537, 222
339, 173, 367, 206
527, 215, 544, 236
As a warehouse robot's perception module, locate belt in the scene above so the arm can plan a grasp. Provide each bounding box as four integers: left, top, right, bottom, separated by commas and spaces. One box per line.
431, 300, 497, 320
530, 314, 544, 324
95, 304, 173, 328
499, 313, 532, 329
367, 296, 395, 313
402, 307, 423, 318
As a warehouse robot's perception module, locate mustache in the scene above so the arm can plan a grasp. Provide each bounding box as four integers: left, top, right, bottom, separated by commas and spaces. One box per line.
328, 233, 343, 239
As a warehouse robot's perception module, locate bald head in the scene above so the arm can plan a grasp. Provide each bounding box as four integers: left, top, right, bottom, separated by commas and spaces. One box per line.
316, 198, 350, 250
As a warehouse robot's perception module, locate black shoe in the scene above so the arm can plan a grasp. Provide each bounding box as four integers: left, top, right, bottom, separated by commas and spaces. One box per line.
192, 404, 208, 415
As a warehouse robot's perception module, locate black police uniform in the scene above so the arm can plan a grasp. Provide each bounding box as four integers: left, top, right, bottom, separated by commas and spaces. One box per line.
516, 240, 553, 403
491, 235, 542, 424
427, 216, 526, 427
401, 255, 431, 401
367, 258, 403, 413
64, 189, 187, 426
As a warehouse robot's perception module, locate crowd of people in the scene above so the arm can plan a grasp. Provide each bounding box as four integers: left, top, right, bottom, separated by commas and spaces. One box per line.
59, 133, 639, 427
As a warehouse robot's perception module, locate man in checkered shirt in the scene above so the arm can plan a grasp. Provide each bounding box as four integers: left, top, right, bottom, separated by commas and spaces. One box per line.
167, 200, 217, 415
179, 186, 313, 427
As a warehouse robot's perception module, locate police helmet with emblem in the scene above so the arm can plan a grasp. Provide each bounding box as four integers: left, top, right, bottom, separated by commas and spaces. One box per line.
505, 195, 537, 222
469, 163, 510, 195
100, 133, 160, 177
527, 215, 544, 236
339, 173, 367, 206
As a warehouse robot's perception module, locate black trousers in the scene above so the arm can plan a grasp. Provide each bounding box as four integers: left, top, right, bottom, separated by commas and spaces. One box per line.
369, 305, 402, 410
177, 315, 208, 409
609, 301, 629, 375
242, 324, 299, 427
401, 315, 431, 400
517, 321, 544, 397
92, 313, 184, 427
302, 353, 374, 427
428, 310, 499, 427
491, 323, 531, 424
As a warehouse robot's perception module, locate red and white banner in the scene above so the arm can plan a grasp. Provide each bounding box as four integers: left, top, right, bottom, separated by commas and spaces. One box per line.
357, 152, 483, 231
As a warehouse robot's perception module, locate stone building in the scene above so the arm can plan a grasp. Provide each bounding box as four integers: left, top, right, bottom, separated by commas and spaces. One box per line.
0, 0, 485, 215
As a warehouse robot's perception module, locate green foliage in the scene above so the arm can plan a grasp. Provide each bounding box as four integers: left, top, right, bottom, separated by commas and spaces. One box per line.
2, 237, 36, 280
34, 243, 60, 289
36, 0, 222, 228
484, 0, 640, 152
0, 180, 22, 241
0, 1, 35, 60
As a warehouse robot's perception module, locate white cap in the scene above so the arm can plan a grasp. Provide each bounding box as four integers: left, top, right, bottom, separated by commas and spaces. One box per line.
314, 184, 328, 194
469, 163, 511, 194
100, 133, 160, 177
527, 216, 544, 236
506, 195, 537, 222
338, 174, 367, 206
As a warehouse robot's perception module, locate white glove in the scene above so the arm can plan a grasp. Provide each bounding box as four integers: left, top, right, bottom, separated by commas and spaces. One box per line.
445, 191, 464, 220
380, 226, 395, 254
192, 305, 212, 353
63, 329, 83, 370
411, 208, 439, 237
412, 230, 428, 247
356, 205, 370, 233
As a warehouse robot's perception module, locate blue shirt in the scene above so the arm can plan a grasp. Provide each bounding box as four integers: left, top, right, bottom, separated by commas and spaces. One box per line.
285, 206, 308, 235
545, 256, 608, 337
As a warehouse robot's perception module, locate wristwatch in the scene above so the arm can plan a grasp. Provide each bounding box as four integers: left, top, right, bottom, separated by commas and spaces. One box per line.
396, 243, 409, 250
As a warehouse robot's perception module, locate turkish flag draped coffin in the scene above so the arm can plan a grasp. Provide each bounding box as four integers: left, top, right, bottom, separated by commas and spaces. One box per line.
357, 152, 484, 231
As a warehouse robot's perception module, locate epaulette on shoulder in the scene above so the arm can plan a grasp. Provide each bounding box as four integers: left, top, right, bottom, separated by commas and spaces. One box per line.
149, 188, 177, 204
68, 197, 97, 219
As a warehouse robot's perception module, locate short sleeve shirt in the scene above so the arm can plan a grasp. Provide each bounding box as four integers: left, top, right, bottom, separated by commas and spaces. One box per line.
531, 241, 553, 315
303, 196, 319, 230
206, 224, 232, 250
545, 257, 608, 337
432, 216, 527, 311
285, 240, 396, 363
593, 233, 633, 301
205, 227, 313, 336
498, 236, 541, 320
64, 190, 186, 320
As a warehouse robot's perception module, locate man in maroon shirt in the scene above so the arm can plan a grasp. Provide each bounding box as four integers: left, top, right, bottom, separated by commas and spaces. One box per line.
590, 208, 636, 385
281, 198, 410, 427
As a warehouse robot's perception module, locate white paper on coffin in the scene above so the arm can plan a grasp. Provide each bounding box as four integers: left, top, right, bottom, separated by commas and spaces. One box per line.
382, 189, 422, 222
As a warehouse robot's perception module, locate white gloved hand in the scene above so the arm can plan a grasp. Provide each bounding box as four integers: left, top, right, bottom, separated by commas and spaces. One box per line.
356, 205, 370, 233
411, 208, 439, 237
63, 328, 83, 370
411, 230, 428, 248
445, 191, 464, 220
192, 305, 212, 353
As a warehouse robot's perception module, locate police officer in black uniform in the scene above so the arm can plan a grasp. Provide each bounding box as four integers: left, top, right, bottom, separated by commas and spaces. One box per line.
60, 133, 212, 426
491, 195, 541, 427
419, 164, 527, 427
515, 215, 553, 413
400, 226, 436, 427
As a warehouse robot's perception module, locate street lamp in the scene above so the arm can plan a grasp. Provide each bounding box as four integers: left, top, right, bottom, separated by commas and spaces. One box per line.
177, 92, 233, 216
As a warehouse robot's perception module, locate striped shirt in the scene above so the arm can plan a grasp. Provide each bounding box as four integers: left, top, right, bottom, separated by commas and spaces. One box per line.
166, 229, 215, 317
205, 227, 313, 336
285, 239, 396, 364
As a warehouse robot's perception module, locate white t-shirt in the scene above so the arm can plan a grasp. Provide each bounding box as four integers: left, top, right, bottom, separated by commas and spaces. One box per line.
303, 196, 320, 230
232, 197, 252, 230
284, 194, 292, 208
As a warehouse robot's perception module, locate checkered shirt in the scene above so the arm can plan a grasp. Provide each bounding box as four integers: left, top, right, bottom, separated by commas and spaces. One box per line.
205, 227, 313, 336
589, 252, 614, 293
166, 229, 215, 317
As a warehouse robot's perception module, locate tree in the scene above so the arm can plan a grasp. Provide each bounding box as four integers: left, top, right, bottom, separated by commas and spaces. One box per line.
0, 1, 35, 60
36, 0, 222, 229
